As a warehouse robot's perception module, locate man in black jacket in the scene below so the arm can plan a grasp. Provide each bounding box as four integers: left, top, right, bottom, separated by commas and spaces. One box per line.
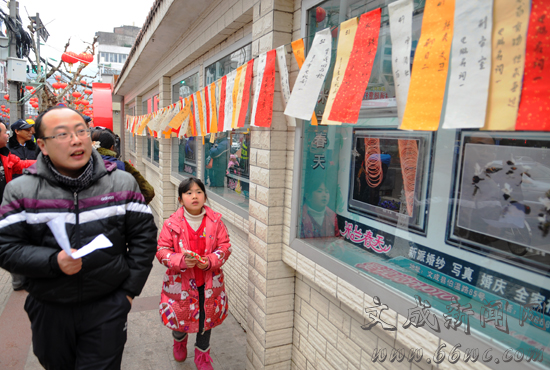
8, 119, 38, 161
0, 106, 158, 369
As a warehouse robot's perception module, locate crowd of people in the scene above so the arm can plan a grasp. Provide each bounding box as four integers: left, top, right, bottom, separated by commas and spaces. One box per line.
0, 107, 232, 370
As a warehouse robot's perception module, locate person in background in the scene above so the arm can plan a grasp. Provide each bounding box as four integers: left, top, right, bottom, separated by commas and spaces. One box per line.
156, 177, 231, 369
300, 176, 339, 238
91, 127, 155, 205
8, 119, 38, 161
0, 121, 36, 291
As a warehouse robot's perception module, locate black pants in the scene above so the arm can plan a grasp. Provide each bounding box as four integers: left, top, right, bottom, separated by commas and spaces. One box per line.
173, 284, 211, 350
24, 290, 132, 370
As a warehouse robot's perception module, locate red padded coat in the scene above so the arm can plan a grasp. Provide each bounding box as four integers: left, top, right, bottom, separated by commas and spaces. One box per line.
0, 148, 35, 183
156, 205, 231, 333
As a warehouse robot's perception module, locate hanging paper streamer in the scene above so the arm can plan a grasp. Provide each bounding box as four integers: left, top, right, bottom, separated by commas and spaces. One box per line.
190, 94, 198, 137
252, 50, 276, 127
218, 76, 227, 132
321, 18, 358, 125
237, 59, 254, 128
388, 0, 413, 128
231, 66, 244, 129
251, 52, 267, 126
204, 85, 211, 133
443, 0, 492, 129
224, 70, 236, 131
516, 0, 550, 131
329, 9, 381, 124
291, 39, 318, 125
137, 115, 151, 136
276, 46, 296, 127
483, 0, 530, 131
285, 28, 332, 120
398, 139, 418, 217
209, 83, 218, 133
400, 0, 455, 131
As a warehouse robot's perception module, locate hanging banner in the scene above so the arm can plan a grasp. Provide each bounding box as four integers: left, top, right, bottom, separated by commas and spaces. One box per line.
285, 28, 332, 120
388, 0, 413, 128
136, 115, 151, 136
442, 0, 493, 129
252, 50, 276, 127
218, 76, 227, 132
329, 8, 382, 124
276, 46, 296, 127
400, 0, 455, 131
190, 94, 198, 137
321, 18, 359, 125
237, 59, 254, 128
483, 0, 530, 131
291, 39, 318, 125
209, 82, 218, 133
516, 0, 550, 131
225, 70, 236, 131
231, 66, 244, 129
204, 85, 211, 133
251, 52, 267, 127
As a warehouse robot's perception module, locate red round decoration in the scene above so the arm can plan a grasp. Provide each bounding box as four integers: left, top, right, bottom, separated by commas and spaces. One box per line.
84, 89, 92, 95
72, 92, 82, 98
61, 51, 79, 65
81, 99, 89, 106
316, 7, 326, 23
25, 85, 33, 91
3, 94, 9, 100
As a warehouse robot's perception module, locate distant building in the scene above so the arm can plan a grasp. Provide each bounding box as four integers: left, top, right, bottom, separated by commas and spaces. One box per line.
95, 26, 140, 84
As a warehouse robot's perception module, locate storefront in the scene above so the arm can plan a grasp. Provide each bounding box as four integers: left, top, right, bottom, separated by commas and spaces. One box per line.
115, 0, 550, 369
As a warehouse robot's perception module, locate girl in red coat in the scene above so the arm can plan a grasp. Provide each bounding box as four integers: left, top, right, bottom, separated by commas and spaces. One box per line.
156, 177, 231, 369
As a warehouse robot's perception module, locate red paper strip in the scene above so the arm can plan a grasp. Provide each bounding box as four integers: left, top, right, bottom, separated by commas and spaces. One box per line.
516, 1, 550, 131
190, 94, 197, 137
205, 85, 211, 133
254, 49, 277, 127
237, 59, 254, 128
218, 76, 227, 132
328, 8, 381, 123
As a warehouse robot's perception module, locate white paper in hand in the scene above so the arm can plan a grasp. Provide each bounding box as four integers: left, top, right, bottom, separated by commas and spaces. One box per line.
47, 216, 113, 259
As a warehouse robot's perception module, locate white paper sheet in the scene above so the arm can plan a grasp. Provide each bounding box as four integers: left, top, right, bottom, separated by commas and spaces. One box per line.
276, 46, 296, 127
285, 28, 332, 120
47, 216, 113, 259
251, 52, 267, 127
224, 70, 236, 131
442, 0, 493, 129
388, 0, 413, 128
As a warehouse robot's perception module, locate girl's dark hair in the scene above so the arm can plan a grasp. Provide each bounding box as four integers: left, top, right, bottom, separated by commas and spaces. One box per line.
178, 177, 207, 200
91, 128, 116, 151
34, 106, 86, 139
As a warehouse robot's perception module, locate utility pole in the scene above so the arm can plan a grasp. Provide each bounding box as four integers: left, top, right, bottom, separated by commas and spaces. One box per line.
8, 0, 19, 124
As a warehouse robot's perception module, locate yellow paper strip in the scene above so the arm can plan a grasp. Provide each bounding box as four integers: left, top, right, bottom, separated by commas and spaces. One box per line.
232, 65, 243, 129
136, 115, 151, 136
321, 18, 359, 125
209, 82, 218, 133
483, 0, 530, 131
401, 0, 455, 131
196, 91, 207, 136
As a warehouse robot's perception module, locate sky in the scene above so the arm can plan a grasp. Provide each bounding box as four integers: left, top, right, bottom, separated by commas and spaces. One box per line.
0, 0, 155, 80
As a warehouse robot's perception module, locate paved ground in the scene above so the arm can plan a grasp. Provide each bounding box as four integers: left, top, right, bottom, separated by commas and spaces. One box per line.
0, 261, 247, 370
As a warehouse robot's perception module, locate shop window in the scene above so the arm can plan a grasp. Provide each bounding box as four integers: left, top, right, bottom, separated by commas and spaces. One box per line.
204, 130, 251, 210
172, 73, 199, 104
204, 44, 252, 85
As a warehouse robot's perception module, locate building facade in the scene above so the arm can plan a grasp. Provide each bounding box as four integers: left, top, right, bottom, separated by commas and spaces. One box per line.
114, 0, 550, 369
96, 26, 140, 85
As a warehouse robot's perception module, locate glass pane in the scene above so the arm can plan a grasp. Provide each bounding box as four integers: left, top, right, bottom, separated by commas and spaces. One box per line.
172, 73, 199, 103
205, 44, 252, 85
153, 138, 160, 163
172, 137, 198, 177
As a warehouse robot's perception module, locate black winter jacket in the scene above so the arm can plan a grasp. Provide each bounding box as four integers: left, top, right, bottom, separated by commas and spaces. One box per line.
0, 150, 158, 304
8, 135, 38, 160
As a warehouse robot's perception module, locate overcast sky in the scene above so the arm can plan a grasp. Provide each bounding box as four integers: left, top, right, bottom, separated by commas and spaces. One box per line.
0, 0, 154, 80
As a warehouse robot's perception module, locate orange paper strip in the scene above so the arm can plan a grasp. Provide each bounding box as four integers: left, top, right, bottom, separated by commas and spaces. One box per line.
400, 0, 455, 131
255, 51, 276, 127
205, 85, 211, 133
190, 94, 197, 137
516, 1, 550, 131
237, 59, 254, 128
291, 39, 318, 125
218, 76, 227, 132
329, 8, 381, 124
209, 82, 218, 133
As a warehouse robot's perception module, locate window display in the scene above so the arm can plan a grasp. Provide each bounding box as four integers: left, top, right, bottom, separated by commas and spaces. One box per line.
172, 137, 197, 177
449, 131, 550, 273
349, 130, 432, 232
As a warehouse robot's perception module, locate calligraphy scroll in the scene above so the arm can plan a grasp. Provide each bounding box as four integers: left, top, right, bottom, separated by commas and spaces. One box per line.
442, 0, 492, 129
195, 91, 206, 136
285, 28, 332, 120
388, 0, 413, 127
322, 18, 358, 125
291, 39, 318, 125
252, 50, 276, 127
218, 76, 227, 132
237, 59, 254, 128
224, 70, 236, 131
516, 0, 550, 131
204, 85, 211, 133
190, 94, 198, 137
483, 0, 530, 131
137, 114, 151, 136
276, 46, 296, 127
329, 9, 381, 124
251, 52, 267, 127
209, 82, 218, 133
232, 65, 244, 128
401, 0, 455, 131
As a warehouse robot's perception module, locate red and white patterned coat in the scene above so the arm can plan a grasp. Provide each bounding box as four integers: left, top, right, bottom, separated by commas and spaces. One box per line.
156, 205, 231, 333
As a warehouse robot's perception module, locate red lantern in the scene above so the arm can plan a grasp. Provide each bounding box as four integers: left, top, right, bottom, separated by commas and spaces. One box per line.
25, 85, 33, 91
81, 79, 87, 85
1, 105, 5, 109
72, 92, 82, 99
75, 100, 81, 105
61, 51, 79, 65
316, 7, 326, 22
52, 82, 60, 89
81, 99, 89, 106
55, 75, 62, 81
78, 53, 93, 66
60, 83, 68, 89
84, 89, 92, 95
3, 94, 9, 100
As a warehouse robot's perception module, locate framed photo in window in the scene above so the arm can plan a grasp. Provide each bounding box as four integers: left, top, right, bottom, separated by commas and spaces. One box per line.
348, 129, 433, 233
448, 131, 550, 273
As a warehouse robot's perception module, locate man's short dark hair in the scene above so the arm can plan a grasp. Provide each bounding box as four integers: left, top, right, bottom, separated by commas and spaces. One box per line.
34, 106, 86, 139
